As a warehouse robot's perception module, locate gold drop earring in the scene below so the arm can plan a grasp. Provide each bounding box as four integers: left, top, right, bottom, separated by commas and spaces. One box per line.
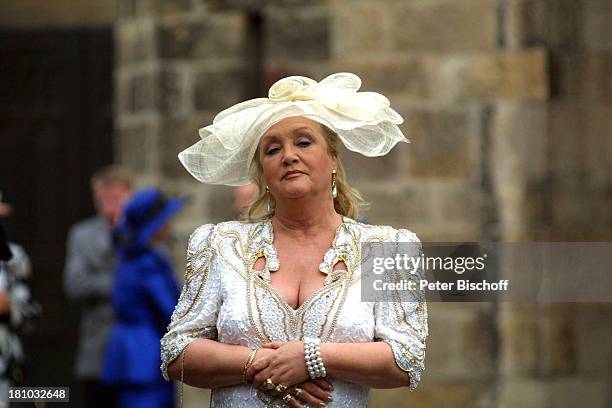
265, 186, 272, 213
331, 169, 337, 199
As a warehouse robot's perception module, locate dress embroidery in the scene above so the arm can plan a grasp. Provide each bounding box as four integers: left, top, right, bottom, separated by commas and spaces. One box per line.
160, 218, 428, 407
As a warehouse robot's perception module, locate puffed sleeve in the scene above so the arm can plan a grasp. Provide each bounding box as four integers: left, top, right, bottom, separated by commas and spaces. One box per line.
160, 224, 220, 381
373, 228, 428, 391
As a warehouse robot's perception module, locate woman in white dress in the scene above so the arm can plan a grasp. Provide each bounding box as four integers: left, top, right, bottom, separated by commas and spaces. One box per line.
160, 73, 428, 407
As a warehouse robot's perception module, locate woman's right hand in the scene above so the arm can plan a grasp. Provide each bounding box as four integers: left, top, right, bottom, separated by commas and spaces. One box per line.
246, 347, 277, 381
247, 348, 334, 408
247, 345, 334, 406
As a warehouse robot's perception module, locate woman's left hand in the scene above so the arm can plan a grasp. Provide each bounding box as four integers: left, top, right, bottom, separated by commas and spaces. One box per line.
250, 341, 309, 390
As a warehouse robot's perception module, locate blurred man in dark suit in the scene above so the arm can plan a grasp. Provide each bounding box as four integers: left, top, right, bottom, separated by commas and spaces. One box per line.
63, 165, 132, 408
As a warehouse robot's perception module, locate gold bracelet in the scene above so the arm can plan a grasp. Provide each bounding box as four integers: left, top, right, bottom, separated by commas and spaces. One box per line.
242, 348, 258, 384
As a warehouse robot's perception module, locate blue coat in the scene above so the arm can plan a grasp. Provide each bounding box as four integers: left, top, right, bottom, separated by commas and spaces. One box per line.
102, 246, 180, 385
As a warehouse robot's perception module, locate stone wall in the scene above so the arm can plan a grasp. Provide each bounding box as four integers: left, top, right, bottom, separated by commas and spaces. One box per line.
493, 2, 612, 408
0, 0, 116, 28
114, 1, 612, 407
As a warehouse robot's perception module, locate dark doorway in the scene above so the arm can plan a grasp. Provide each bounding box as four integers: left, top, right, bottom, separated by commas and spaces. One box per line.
0, 28, 113, 399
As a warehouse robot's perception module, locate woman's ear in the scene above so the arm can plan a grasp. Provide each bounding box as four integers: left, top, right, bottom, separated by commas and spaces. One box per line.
331, 154, 338, 169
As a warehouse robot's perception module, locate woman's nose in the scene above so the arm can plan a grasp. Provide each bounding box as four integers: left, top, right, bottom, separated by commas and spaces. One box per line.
282, 146, 299, 165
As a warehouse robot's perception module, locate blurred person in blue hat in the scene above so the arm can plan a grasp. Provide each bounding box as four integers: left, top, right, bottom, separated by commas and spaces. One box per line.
101, 187, 185, 408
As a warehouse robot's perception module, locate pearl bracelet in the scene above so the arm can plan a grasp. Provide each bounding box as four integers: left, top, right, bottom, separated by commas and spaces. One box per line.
304, 337, 326, 379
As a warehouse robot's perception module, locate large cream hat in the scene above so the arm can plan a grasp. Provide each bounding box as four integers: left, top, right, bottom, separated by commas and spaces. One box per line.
179, 72, 408, 186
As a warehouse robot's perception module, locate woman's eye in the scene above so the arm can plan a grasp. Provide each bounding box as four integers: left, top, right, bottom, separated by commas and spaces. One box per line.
298, 140, 311, 147
266, 147, 280, 155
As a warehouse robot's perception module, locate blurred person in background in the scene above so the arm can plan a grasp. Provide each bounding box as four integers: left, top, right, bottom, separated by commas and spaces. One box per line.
63, 165, 132, 408
0, 193, 40, 407
234, 183, 258, 219
101, 188, 185, 408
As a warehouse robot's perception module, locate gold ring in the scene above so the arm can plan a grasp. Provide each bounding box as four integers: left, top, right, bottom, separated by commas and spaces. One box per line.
283, 394, 293, 403
294, 386, 303, 397
275, 384, 287, 393
264, 378, 276, 390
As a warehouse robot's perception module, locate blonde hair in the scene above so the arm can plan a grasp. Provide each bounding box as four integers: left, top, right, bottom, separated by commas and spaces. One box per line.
246, 123, 367, 222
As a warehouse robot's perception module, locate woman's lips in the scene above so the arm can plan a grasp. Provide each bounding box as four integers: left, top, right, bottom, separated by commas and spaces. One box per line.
283, 171, 304, 179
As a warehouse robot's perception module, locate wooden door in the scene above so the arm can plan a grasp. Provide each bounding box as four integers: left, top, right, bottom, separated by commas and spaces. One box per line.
0, 28, 113, 395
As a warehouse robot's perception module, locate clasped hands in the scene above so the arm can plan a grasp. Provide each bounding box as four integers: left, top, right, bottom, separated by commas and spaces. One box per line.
245, 341, 333, 407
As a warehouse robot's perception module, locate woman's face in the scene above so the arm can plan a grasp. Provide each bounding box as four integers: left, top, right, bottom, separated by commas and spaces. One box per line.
258, 116, 336, 201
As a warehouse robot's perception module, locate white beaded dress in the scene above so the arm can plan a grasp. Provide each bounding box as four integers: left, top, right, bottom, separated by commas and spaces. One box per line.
160, 217, 428, 407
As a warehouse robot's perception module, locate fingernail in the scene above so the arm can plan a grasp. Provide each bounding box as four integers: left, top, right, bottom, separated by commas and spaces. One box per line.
319, 403, 326, 407
327, 395, 334, 401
